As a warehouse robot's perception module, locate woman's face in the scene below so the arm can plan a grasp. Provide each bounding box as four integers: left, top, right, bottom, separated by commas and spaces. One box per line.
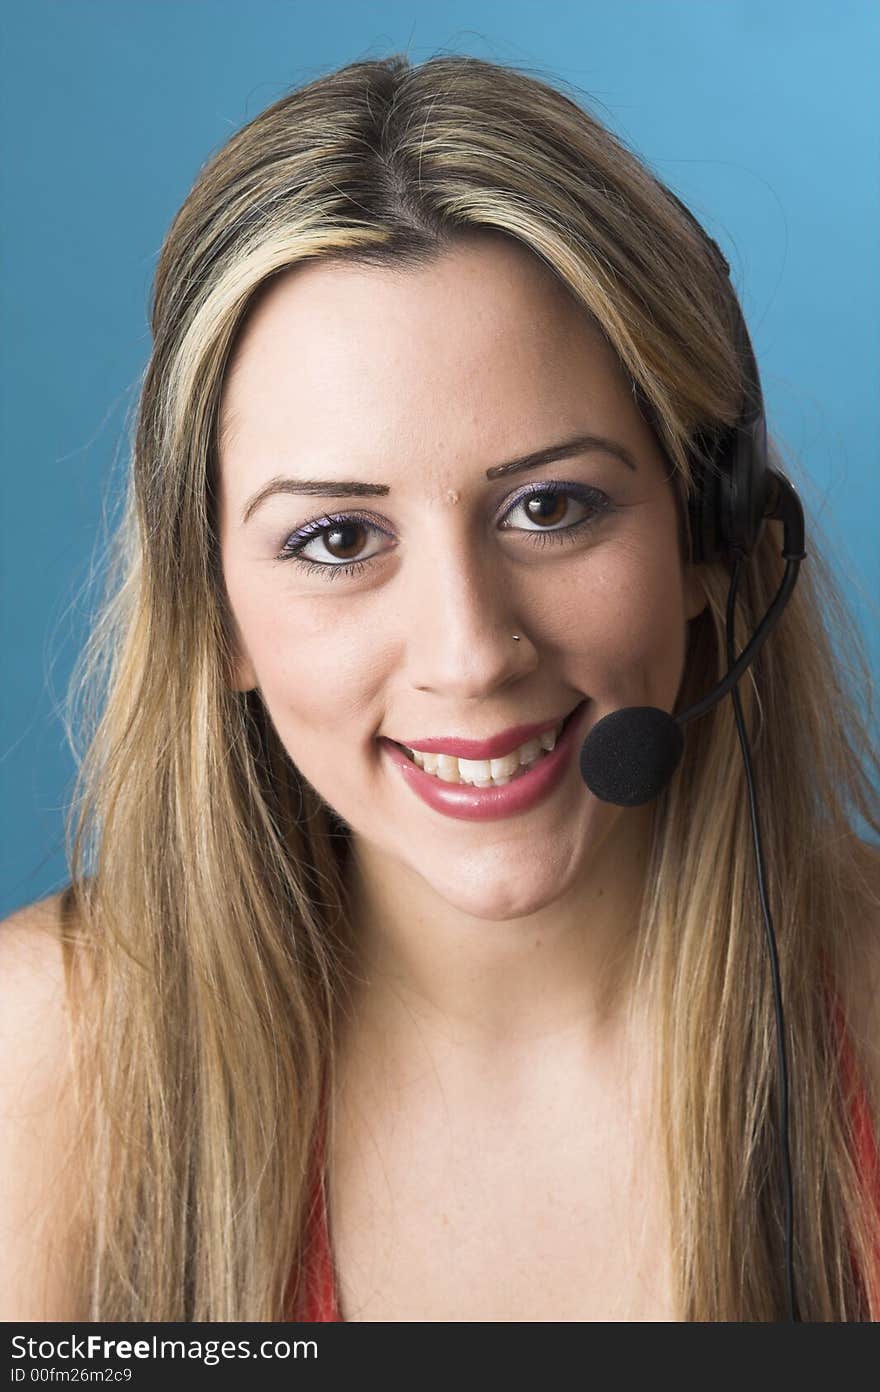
217, 233, 706, 923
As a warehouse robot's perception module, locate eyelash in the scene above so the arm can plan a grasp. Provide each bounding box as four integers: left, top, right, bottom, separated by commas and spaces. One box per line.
274, 482, 614, 581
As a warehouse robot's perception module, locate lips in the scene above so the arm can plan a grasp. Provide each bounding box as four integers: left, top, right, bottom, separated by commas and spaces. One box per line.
387, 701, 583, 762
380, 697, 593, 823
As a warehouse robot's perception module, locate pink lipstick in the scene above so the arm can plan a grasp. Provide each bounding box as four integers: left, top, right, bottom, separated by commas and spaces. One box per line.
378, 698, 592, 823
391, 712, 567, 763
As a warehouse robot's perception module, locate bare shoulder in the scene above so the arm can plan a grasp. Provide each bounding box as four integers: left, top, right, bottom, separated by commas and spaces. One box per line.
1, 887, 71, 997
0, 891, 86, 1319
0, 892, 78, 1089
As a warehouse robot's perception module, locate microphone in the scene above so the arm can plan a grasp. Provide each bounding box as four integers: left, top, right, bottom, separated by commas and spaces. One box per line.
579, 705, 684, 806
579, 473, 806, 806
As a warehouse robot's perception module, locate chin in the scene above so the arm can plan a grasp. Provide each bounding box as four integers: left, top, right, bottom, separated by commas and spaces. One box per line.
424, 864, 575, 926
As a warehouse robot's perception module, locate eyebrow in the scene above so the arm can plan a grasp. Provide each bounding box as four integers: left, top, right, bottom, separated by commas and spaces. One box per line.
240, 432, 637, 525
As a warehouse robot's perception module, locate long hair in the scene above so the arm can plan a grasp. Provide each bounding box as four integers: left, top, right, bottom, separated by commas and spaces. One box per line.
55, 52, 880, 1320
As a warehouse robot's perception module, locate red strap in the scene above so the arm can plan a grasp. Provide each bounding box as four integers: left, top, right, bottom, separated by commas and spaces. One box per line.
827, 977, 880, 1319
290, 1096, 341, 1322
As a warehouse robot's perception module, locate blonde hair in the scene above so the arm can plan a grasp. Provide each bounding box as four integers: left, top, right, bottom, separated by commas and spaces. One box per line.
56, 52, 880, 1320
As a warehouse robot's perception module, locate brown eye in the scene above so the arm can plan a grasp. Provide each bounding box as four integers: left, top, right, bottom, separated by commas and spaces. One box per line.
522, 492, 571, 528
502, 483, 610, 537
278, 513, 392, 569
322, 522, 369, 561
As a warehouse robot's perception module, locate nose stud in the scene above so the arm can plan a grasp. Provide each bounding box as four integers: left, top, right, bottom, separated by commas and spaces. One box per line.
512, 633, 521, 641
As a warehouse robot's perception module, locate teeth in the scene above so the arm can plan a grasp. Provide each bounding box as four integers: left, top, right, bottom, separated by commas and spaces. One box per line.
488, 748, 522, 781
403, 721, 565, 786
518, 737, 544, 765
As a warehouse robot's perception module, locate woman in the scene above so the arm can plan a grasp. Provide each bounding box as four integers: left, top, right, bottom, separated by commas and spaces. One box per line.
2, 52, 879, 1323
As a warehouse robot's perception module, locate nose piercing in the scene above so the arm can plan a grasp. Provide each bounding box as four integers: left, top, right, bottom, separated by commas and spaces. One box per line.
512, 634, 521, 641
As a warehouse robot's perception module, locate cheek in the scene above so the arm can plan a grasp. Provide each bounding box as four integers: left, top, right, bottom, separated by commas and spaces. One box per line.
259, 610, 373, 729
223, 558, 373, 729
552, 532, 689, 705
246, 611, 379, 818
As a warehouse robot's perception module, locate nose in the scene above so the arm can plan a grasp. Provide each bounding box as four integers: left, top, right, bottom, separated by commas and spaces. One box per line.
400, 529, 537, 699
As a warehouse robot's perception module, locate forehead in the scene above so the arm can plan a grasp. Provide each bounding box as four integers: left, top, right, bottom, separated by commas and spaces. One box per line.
217, 235, 656, 491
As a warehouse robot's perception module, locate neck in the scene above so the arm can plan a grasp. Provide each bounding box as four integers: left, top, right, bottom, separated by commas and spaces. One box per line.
336, 803, 656, 1101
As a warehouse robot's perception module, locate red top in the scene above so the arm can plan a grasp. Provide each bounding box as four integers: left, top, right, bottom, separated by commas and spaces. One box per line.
291, 1100, 341, 1322
828, 983, 880, 1318
289, 992, 880, 1322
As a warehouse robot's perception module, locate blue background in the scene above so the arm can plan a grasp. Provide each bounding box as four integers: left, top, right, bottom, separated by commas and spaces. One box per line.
2, 1, 878, 918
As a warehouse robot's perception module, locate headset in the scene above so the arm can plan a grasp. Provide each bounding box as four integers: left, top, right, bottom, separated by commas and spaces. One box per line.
577, 187, 807, 1321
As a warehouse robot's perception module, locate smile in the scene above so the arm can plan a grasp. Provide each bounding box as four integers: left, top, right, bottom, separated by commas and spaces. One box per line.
379, 699, 591, 823
397, 721, 564, 787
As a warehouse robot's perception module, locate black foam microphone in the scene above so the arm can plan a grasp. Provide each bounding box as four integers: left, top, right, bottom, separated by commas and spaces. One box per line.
579, 705, 684, 806
579, 473, 806, 806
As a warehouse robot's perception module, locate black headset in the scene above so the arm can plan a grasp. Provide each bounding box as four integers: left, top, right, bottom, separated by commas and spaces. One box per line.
577, 186, 807, 1321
